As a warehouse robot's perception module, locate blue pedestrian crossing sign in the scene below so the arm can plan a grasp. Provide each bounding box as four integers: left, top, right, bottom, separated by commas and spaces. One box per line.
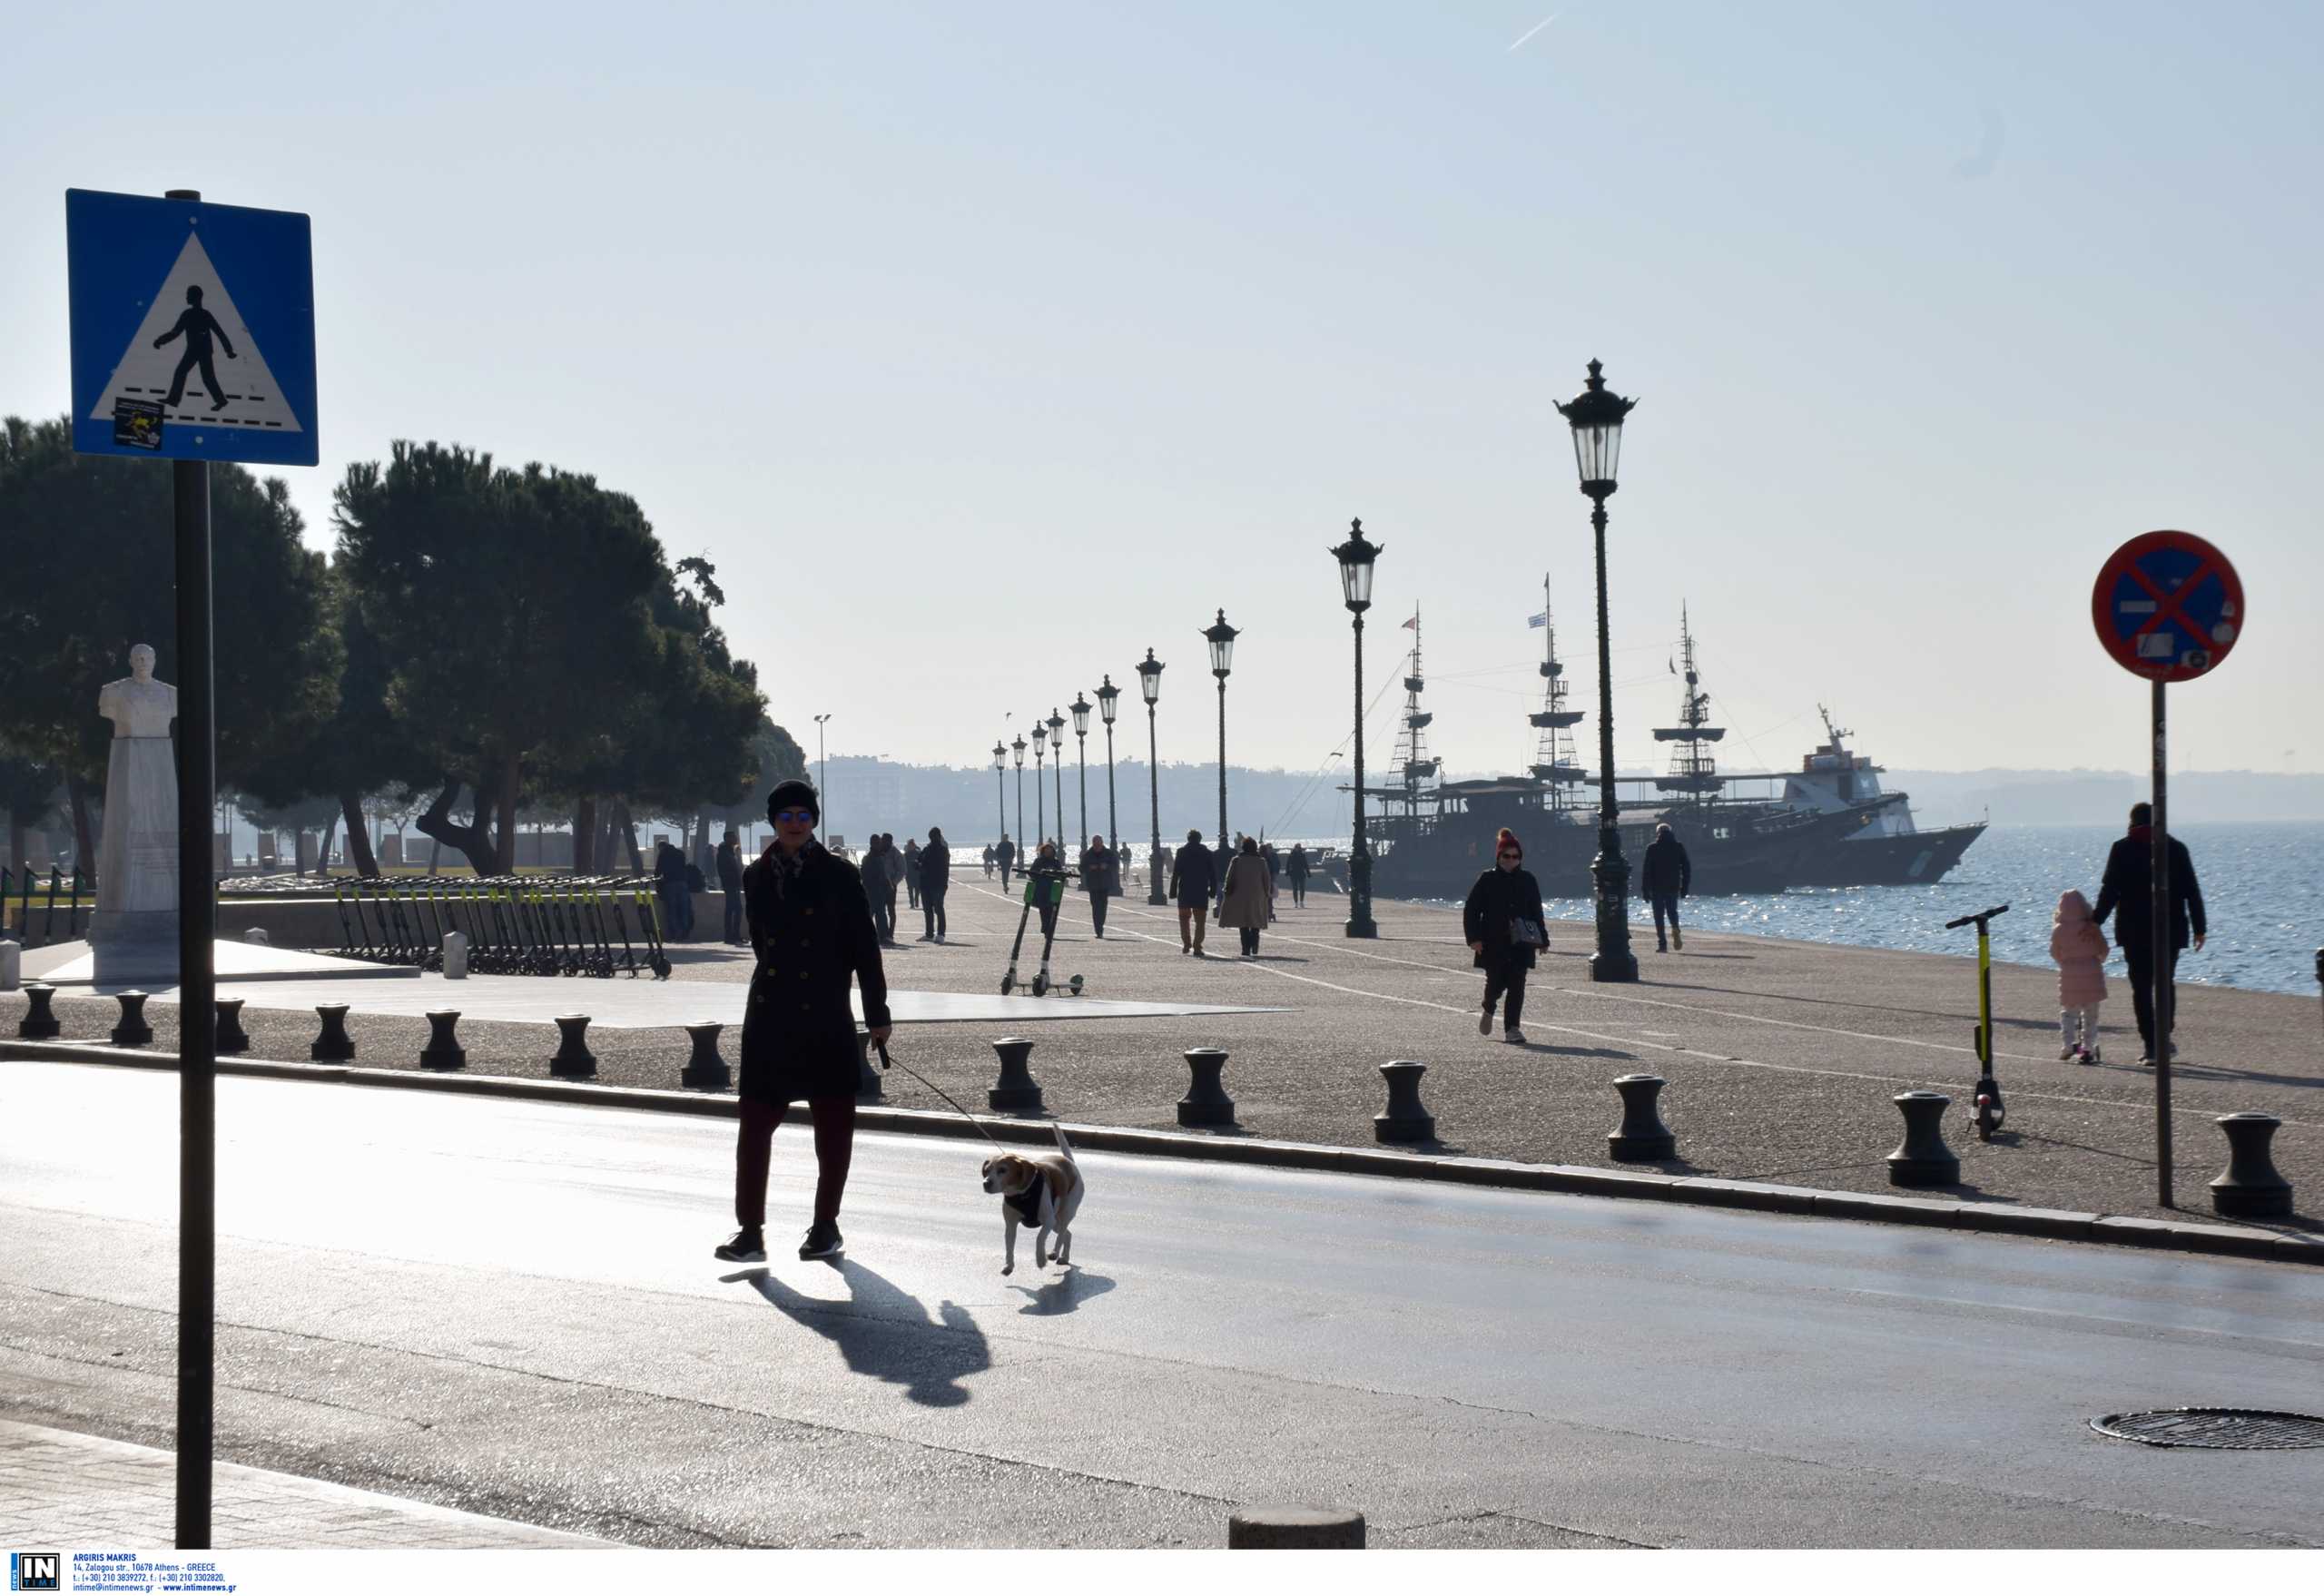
66, 189, 317, 466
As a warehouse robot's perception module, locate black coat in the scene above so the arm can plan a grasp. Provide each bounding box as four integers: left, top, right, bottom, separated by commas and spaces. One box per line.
1080, 843, 1116, 896
921, 840, 950, 891
1641, 834, 1691, 897
1463, 865, 1548, 972
1287, 845, 1309, 880
714, 841, 743, 892
739, 844, 891, 1104
2093, 830, 2207, 951
1169, 841, 1216, 906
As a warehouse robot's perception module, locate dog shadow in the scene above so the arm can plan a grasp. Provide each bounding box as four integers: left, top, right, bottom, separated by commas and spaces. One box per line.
726, 1259, 990, 1407
1009, 1267, 1118, 1316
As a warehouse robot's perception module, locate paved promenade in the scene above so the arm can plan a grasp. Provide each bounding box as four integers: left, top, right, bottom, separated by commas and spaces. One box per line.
6, 873, 2319, 1227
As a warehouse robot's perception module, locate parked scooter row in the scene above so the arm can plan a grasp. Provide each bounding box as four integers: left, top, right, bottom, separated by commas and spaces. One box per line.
332, 875, 671, 979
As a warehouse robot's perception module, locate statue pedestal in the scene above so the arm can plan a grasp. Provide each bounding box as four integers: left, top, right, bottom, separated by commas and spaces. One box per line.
87, 910, 181, 986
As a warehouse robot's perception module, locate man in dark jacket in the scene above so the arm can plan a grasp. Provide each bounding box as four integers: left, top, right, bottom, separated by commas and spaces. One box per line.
715, 828, 745, 944
717, 780, 890, 1264
918, 826, 951, 943
902, 838, 921, 910
859, 835, 892, 944
1080, 833, 1118, 938
995, 834, 1016, 887
1640, 823, 1692, 952
655, 840, 694, 942
1168, 829, 1216, 955
2092, 803, 2207, 1064
1287, 843, 1310, 907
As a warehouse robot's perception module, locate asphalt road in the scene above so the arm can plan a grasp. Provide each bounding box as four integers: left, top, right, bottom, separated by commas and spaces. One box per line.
4, 1060, 2320, 1549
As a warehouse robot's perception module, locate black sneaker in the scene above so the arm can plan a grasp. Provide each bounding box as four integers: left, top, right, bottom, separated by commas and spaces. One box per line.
714, 1227, 765, 1263
799, 1221, 843, 1260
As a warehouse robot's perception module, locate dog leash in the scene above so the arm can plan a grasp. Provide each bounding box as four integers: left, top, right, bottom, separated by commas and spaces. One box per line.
874, 1039, 1011, 1153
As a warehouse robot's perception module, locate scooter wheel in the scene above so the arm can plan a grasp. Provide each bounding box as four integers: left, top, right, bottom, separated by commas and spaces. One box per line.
1000, 974, 1014, 995
651, 955, 671, 980
1030, 974, 1049, 997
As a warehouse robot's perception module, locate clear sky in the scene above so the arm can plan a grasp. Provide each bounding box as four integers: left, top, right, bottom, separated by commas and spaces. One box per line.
5, 2, 2318, 792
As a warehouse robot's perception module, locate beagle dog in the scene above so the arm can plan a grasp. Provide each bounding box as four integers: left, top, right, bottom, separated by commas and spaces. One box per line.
980, 1124, 1083, 1275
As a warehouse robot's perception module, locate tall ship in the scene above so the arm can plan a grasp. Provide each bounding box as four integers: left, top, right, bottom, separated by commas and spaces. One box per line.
1768, 707, 1985, 884
1365, 587, 1880, 901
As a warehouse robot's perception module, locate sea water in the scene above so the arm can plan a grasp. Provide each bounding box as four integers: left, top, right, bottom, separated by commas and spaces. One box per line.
1435, 821, 2322, 999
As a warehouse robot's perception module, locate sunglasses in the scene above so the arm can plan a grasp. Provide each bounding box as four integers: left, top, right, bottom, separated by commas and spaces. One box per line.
1497, 851, 1521, 861
773, 810, 816, 824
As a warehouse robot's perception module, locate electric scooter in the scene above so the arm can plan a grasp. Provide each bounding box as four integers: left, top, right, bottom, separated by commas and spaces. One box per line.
1944, 902, 2010, 1140
1000, 864, 1073, 996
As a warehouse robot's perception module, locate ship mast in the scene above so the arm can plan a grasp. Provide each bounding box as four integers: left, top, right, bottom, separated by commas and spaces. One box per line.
1528, 573, 1588, 812
1393, 604, 1440, 816
1652, 602, 1727, 802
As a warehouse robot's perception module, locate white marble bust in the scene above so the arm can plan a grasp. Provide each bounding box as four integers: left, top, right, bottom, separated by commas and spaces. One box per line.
93, 644, 180, 923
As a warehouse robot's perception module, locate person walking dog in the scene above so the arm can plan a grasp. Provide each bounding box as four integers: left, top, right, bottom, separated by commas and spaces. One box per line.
1464, 827, 1547, 1044
1219, 835, 1273, 958
717, 780, 890, 1264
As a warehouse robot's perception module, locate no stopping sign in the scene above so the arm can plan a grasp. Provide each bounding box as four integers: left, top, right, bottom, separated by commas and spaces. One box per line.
2091, 530, 2243, 683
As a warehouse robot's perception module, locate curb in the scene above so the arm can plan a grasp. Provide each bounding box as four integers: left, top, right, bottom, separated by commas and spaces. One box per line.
8, 1040, 2317, 1266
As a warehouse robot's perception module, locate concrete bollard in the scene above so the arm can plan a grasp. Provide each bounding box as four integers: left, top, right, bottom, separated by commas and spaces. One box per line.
442, 931, 468, 980
550, 1015, 597, 1079
1, 938, 18, 991
310, 1002, 356, 1062
1177, 1048, 1236, 1128
420, 1010, 467, 1071
1227, 1506, 1366, 1550
681, 1021, 731, 1090
241, 927, 271, 946
1886, 1090, 1959, 1187
110, 990, 153, 1048
2210, 1112, 2293, 1220
1374, 1060, 1434, 1144
988, 1036, 1045, 1114
1608, 1073, 1677, 1161
17, 982, 60, 1039
854, 1026, 883, 1103
215, 998, 251, 1055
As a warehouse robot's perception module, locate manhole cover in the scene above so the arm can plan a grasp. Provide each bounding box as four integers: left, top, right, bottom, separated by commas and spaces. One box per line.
2091, 1409, 2324, 1450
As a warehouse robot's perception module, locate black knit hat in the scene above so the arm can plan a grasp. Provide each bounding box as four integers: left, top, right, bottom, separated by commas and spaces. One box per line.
766, 779, 820, 823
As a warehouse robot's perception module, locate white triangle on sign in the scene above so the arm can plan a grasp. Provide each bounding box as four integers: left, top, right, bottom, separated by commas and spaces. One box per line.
85, 230, 304, 435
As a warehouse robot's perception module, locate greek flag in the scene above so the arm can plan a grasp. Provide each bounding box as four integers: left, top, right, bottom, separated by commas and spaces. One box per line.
1526, 612, 1547, 628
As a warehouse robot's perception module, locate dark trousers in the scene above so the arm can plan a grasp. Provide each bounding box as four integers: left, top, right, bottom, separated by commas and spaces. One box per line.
734, 1096, 856, 1229
1651, 892, 1680, 946
2122, 939, 2179, 1054
907, 877, 920, 908
1088, 891, 1108, 937
869, 892, 891, 941
1037, 901, 1059, 942
1238, 925, 1260, 956
723, 890, 743, 942
1290, 874, 1306, 905
922, 887, 947, 940
1484, 964, 1528, 1030
882, 887, 900, 937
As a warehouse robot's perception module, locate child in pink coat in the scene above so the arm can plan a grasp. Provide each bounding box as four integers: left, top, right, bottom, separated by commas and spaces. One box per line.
2050, 889, 2109, 1063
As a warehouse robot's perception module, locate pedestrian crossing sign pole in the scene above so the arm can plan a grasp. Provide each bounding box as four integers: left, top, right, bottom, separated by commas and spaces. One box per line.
66, 187, 319, 1554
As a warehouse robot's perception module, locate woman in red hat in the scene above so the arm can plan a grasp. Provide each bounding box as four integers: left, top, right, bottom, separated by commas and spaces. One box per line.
1462, 827, 1547, 1044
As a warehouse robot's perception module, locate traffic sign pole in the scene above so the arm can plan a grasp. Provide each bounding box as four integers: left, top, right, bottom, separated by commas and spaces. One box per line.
2151, 679, 2171, 1209
165, 187, 219, 1552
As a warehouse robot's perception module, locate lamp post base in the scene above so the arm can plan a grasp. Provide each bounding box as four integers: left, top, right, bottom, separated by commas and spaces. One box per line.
1345, 851, 1377, 938
1345, 910, 1377, 939
1589, 834, 1637, 984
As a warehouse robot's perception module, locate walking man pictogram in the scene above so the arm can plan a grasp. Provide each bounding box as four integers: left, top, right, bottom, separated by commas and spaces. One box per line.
153, 283, 237, 410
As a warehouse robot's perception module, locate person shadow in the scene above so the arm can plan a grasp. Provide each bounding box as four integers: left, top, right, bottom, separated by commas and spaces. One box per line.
1009, 1267, 1118, 1316
724, 1259, 990, 1407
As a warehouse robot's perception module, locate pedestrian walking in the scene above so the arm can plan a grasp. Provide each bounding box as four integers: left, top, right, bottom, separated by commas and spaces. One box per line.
715, 828, 745, 944
2091, 802, 2207, 1065
1259, 841, 1280, 922
1463, 827, 1547, 1045
1028, 840, 1068, 944
1641, 823, 1691, 952
902, 838, 922, 910
861, 834, 895, 944
1080, 833, 1117, 939
2050, 889, 2109, 1064
981, 843, 996, 880
716, 780, 890, 1265
1287, 842, 1310, 907
1169, 829, 1216, 955
919, 826, 951, 943
880, 832, 904, 943
1219, 836, 1273, 959
655, 839, 694, 943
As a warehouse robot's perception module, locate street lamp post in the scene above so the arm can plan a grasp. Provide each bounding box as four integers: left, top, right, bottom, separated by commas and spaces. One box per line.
1011, 734, 1027, 883
1204, 610, 1238, 860
1070, 693, 1092, 852
991, 741, 1008, 880
1097, 675, 1121, 894
1331, 519, 1381, 939
1138, 650, 1166, 905
813, 713, 832, 841
1556, 357, 1640, 983
1046, 707, 1067, 857
1031, 718, 1048, 853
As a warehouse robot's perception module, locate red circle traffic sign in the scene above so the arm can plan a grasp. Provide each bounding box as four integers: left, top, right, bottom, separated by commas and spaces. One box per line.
2091, 530, 2243, 683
